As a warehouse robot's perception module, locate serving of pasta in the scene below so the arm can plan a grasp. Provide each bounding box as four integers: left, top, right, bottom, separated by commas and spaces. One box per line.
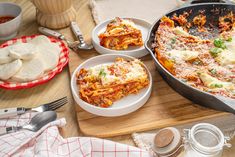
153, 13, 235, 99
98, 17, 143, 50
76, 58, 149, 108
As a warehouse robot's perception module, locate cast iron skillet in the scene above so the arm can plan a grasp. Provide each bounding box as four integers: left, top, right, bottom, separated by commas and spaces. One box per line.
145, 0, 235, 114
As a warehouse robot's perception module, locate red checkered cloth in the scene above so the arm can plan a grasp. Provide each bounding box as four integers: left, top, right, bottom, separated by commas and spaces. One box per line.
0, 35, 69, 90
0, 113, 152, 157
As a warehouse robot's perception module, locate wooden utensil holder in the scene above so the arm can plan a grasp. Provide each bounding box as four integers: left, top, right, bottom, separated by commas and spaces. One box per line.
31, 0, 76, 29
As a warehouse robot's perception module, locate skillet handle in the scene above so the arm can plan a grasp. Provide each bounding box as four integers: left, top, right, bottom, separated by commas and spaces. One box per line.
214, 96, 235, 114
181, 0, 233, 7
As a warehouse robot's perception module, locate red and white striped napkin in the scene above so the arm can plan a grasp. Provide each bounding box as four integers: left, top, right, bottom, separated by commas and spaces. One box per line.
0, 113, 152, 157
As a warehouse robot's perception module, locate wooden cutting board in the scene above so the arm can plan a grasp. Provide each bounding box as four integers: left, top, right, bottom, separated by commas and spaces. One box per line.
69, 53, 228, 138
67, 2, 229, 138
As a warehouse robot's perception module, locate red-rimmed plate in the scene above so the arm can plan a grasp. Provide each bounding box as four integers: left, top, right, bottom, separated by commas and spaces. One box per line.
0, 35, 69, 90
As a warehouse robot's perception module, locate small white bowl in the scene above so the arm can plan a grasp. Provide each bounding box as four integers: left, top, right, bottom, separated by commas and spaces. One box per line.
0, 2, 22, 41
92, 18, 151, 58
71, 54, 152, 117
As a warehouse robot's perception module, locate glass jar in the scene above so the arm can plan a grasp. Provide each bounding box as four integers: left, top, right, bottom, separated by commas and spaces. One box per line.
183, 123, 231, 157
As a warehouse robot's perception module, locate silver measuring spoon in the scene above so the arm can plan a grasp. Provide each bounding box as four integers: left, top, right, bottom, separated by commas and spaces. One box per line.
71, 22, 93, 50
0, 111, 57, 136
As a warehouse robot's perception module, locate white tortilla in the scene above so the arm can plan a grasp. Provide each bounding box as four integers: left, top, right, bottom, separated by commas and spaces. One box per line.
31, 41, 60, 71
9, 43, 37, 60
30, 35, 61, 71
29, 35, 51, 46
0, 59, 22, 80
0, 47, 13, 64
46, 42, 61, 56
5, 35, 61, 82
11, 57, 44, 82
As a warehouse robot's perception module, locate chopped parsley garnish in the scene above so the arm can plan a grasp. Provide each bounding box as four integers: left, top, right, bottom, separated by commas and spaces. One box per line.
209, 68, 217, 75
171, 37, 176, 44
193, 60, 201, 65
99, 69, 106, 77
227, 37, 232, 42
209, 47, 222, 57
214, 38, 226, 49
211, 83, 223, 88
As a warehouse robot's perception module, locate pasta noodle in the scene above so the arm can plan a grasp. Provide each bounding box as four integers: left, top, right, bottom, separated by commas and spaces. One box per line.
76, 58, 149, 107
99, 17, 143, 50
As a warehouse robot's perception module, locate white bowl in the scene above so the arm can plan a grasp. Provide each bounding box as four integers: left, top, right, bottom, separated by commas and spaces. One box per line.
0, 2, 22, 41
92, 18, 151, 58
71, 54, 152, 117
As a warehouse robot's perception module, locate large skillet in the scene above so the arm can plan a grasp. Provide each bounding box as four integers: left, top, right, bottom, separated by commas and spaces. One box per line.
145, 0, 235, 114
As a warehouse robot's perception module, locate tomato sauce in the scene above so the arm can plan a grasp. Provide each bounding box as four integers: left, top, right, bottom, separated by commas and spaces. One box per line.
0, 16, 15, 24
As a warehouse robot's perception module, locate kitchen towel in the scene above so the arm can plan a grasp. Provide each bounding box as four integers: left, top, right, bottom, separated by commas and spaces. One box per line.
89, 0, 180, 24
132, 114, 235, 156
0, 112, 152, 157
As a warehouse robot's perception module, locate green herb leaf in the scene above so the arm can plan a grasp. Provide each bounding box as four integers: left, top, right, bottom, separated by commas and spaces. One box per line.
209, 68, 217, 75
209, 47, 222, 57
211, 83, 223, 88
227, 37, 232, 42
171, 37, 176, 44
214, 38, 226, 49
220, 44, 227, 49
193, 60, 201, 65
99, 69, 106, 77
214, 38, 224, 47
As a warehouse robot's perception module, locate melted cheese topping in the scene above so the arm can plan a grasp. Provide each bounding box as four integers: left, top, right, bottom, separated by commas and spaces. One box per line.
199, 72, 234, 91
88, 64, 119, 85
87, 59, 147, 86
216, 38, 235, 65
167, 49, 199, 61
216, 49, 235, 65
173, 27, 189, 36
121, 19, 137, 29
109, 19, 137, 35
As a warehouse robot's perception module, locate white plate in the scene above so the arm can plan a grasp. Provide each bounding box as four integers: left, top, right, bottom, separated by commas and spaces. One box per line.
71, 54, 152, 117
92, 18, 151, 58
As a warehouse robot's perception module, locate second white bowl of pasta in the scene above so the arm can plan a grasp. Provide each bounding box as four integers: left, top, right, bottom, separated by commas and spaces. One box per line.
92, 17, 151, 58
71, 54, 152, 117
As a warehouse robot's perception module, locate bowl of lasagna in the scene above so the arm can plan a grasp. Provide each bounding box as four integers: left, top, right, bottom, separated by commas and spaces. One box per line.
70, 54, 152, 117
92, 17, 151, 58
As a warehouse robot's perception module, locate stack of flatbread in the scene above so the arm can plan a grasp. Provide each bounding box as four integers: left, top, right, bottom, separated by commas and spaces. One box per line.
0, 35, 61, 82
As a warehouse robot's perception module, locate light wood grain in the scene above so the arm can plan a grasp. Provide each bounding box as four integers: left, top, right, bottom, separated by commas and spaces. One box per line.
66, 1, 231, 138
0, 0, 235, 156
0, 0, 80, 138
70, 54, 230, 137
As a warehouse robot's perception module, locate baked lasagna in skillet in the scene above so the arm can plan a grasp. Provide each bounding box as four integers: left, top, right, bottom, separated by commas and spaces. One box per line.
153, 13, 235, 99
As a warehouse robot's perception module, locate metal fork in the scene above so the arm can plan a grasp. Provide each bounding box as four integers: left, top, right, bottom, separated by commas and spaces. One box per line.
0, 97, 68, 119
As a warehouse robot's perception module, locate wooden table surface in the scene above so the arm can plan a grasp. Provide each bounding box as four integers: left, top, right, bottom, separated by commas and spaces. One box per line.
0, 0, 235, 156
